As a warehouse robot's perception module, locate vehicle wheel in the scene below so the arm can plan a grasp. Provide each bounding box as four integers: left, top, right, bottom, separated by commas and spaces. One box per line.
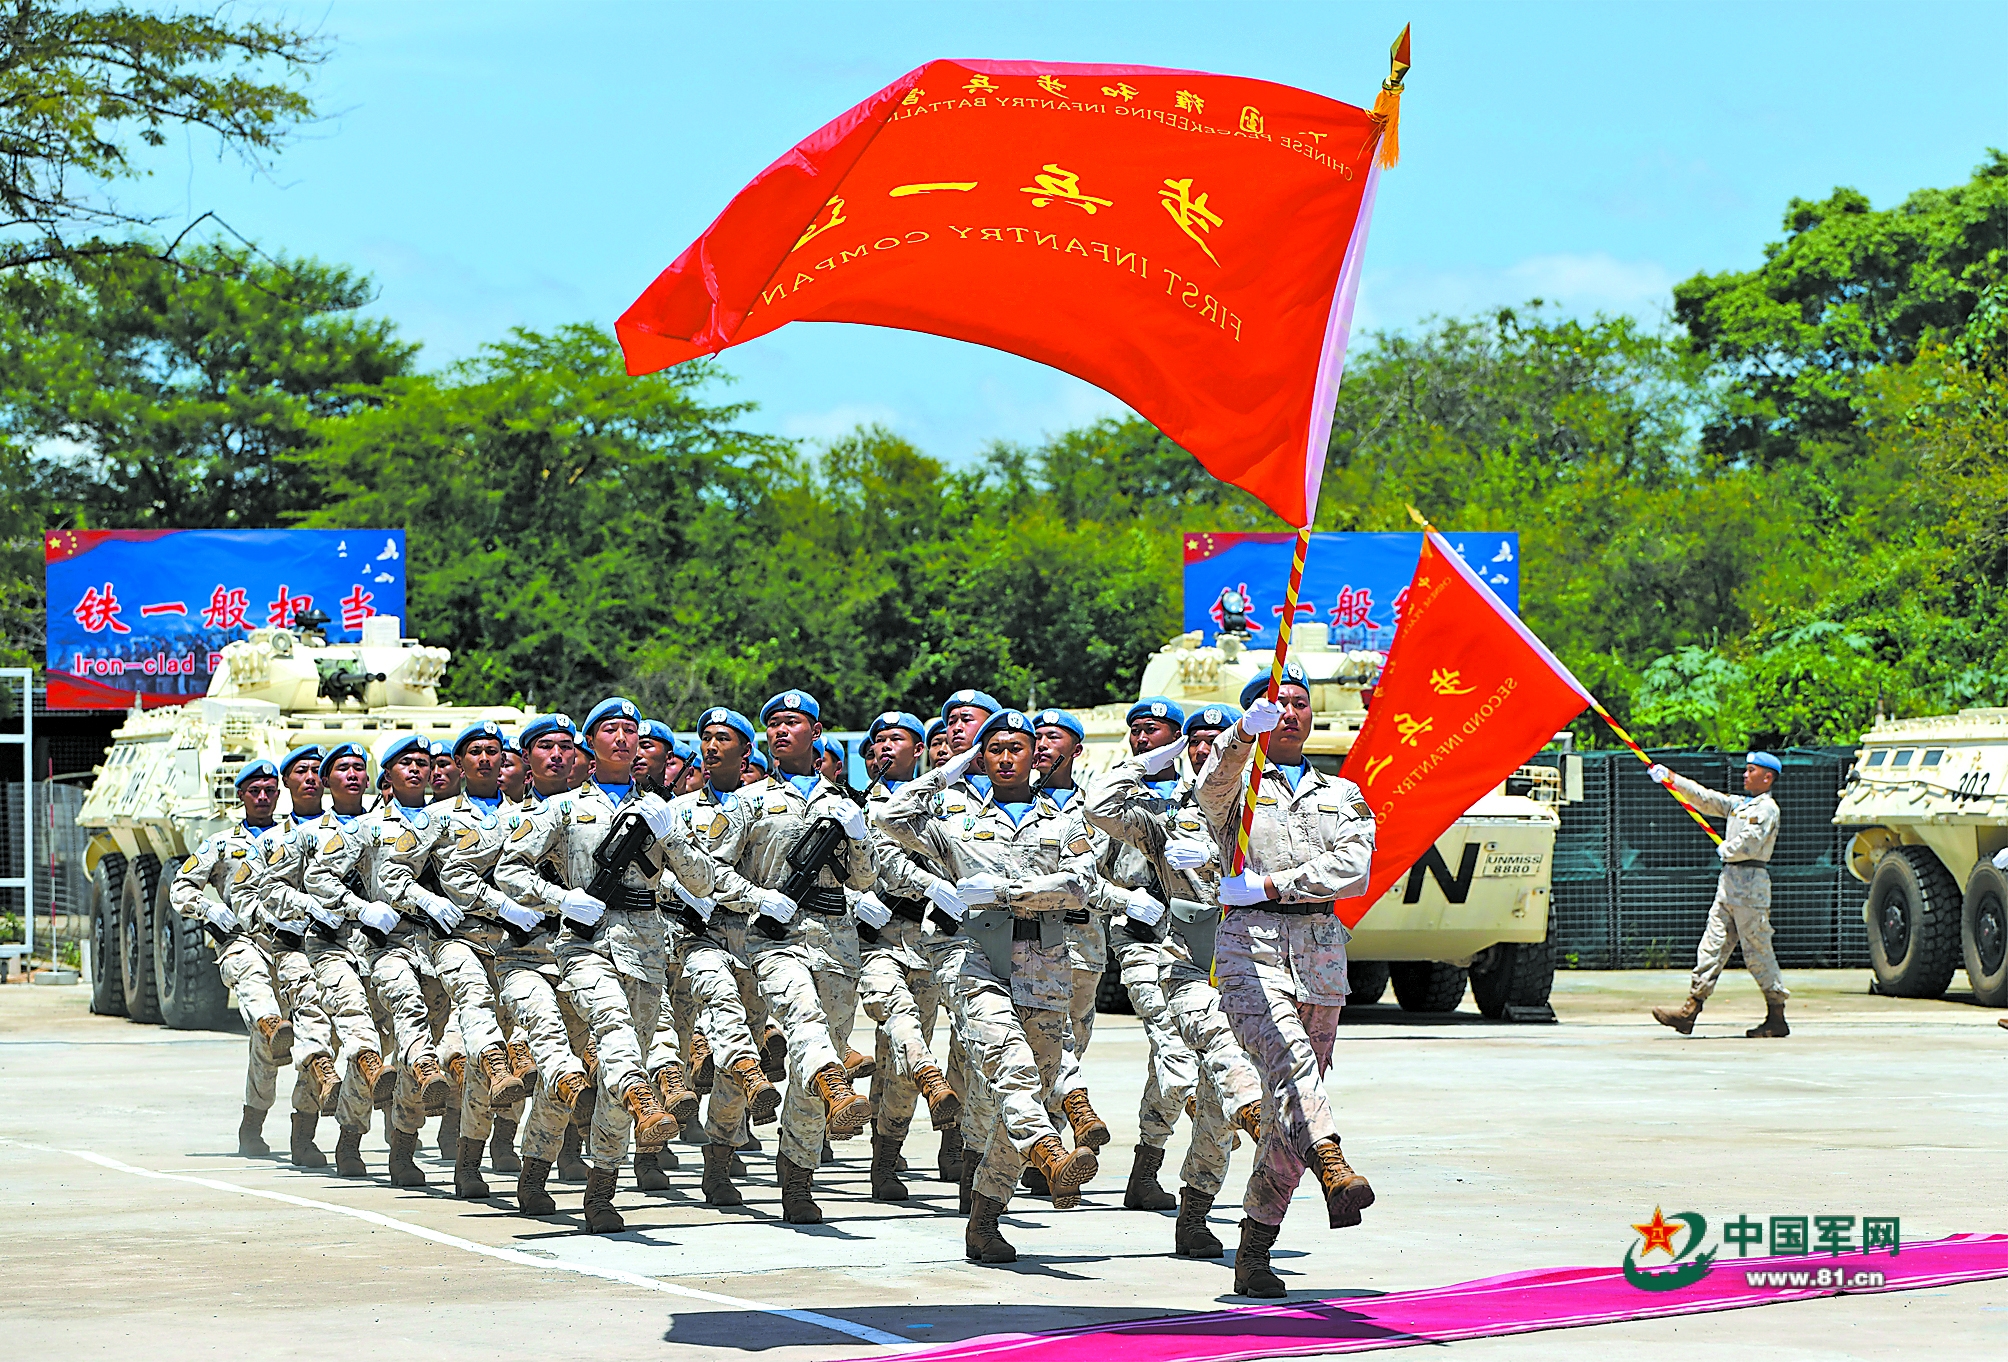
1866, 846, 1961, 999
155, 874, 231, 1030
1345, 960, 1390, 1006
1390, 961, 1468, 1013
1096, 958, 1132, 1015
1962, 863, 2008, 1007
119, 853, 162, 1024
1469, 941, 1556, 1020
89, 855, 128, 1017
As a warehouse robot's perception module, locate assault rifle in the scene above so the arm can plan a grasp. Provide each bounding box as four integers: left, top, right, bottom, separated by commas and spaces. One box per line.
575, 803, 658, 940
756, 815, 848, 940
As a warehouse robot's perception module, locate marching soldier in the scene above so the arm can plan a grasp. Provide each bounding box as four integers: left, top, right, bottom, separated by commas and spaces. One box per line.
1650, 752, 1789, 1038
494, 702, 709, 1232
1089, 701, 1267, 1259
270, 744, 343, 1165
429, 739, 463, 802
702, 688, 877, 1224
877, 709, 1101, 1265
171, 759, 332, 1157
1196, 663, 1377, 1298
854, 710, 962, 1201
499, 735, 529, 802
924, 717, 951, 770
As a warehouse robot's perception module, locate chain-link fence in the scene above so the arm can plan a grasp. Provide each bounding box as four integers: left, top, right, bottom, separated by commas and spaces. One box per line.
0, 780, 92, 973
1531, 747, 1867, 969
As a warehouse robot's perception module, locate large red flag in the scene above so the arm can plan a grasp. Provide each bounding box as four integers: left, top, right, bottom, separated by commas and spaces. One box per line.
616, 58, 1392, 527
1337, 530, 1590, 924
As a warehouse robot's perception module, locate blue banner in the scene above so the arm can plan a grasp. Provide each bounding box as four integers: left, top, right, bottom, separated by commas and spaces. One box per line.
1182, 531, 1519, 649
45, 529, 407, 708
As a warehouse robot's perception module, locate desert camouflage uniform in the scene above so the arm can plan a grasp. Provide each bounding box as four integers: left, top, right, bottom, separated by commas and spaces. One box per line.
877, 765, 1094, 1204
170, 818, 329, 1116
1088, 756, 1263, 1198
1197, 727, 1374, 1227
1670, 773, 1787, 1003
704, 770, 877, 1170
856, 777, 954, 1141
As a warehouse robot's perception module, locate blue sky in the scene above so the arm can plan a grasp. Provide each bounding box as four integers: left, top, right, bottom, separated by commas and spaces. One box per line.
153, 0, 2008, 461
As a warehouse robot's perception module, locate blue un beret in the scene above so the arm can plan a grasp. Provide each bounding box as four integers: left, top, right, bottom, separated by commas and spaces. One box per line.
377, 733, 431, 774
869, 711, 926, 742
1746, 751, 1783, 774
320, 741, 368, 777
974, 708, 1035, 746
672, 735, 698, 763
1239, 661, 1313, 710
1032, 707, 1085, 741
453, 720, 505, 756
234, 758, 280, 789
1185, 704, 1241, 735
517, 714, 578, 749
761, 688, 821, 724
640, 719, 674, 745
279, 745, 323, 777
1126, 696, 1186, 728
940, 689, 1000, 722
746, 748, 771, 774
698, 707, 756, 746
582, 697, 641, 736
923, 717, 947, 743
500, 731, 520, 754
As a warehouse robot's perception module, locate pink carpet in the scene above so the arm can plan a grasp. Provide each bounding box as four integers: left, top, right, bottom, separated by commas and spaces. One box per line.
875, 1235, 2008, 1362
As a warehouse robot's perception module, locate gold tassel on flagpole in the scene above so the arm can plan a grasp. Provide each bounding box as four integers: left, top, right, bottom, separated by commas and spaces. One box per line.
1369, 23, 1411, 170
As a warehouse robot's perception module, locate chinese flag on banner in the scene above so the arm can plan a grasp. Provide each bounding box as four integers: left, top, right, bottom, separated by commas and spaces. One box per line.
617, 60, 1389, 527
1337, 531, 1590, 924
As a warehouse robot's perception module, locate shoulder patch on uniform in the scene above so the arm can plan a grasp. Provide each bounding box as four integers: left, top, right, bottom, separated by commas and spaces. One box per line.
509, 820, 535, 842
455, 828, 480, 852
180, 854, 199, 874
231, 862, 253, 885
266, 841, 287, 866
1067, 835, 1091, 855
394, 828, 418, 854
1349, 794, 1373, 820
322, 832, 344, 854
708, 811, 729, 841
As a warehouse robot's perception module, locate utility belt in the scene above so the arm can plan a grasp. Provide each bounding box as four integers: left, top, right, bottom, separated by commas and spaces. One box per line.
1012, 917, 1043, 941
605, 882, 657, 915
883, 893, 929, 925
799, 885, 848, 917
1234, 899, 1337, 917
1062, 907, 1091, 925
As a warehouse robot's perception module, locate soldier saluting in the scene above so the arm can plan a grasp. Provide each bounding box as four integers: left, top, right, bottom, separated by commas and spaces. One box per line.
1651, 752, 1789, 1039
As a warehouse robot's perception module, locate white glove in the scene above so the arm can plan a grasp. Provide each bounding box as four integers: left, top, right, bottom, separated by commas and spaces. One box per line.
1217, 871, 1272, 907
1995, 848, 2008, 871
1120, 886, 1165, 926
1164, 837, 1213, 870
638, 792, 677, 840
837, 801, 870, 839
925, 880, 969, 921
754, 888, 798, 925
270, 914, 308, 937
939, 743, 983, 784
855, 892, 893, 930
306, 901, 344, 930
204, 903, 238, 934
425, 899, 465, 932
1141, 735, 1189, 775
359, 901, 401, 934
559, 888, 606, 928
670, 880, 714, 923
1647, 763, 1671, 784
956, 872, 1008, 905
496, 901, 545, 933
1240, 698, 1283, 735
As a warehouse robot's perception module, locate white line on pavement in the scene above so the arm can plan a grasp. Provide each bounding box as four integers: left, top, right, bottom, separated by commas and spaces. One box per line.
5, 1139, 914, 1350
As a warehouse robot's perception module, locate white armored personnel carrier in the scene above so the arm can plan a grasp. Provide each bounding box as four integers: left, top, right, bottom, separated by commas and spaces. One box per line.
1834, 709, 2008, 1006
74, 616, 526, 1028
1079, 627, 1573, 1019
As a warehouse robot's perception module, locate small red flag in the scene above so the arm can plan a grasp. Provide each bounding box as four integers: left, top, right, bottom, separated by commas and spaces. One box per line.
616, 59, 1389, 527
1338, 531, 1590, 924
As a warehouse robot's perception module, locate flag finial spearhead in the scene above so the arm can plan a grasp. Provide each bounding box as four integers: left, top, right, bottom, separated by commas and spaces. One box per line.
1368, 23, 1411, 170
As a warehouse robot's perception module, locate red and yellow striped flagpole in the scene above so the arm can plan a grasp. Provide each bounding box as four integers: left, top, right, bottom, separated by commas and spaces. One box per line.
1588, 698, 1724, 847
1230, 525, 1312, 878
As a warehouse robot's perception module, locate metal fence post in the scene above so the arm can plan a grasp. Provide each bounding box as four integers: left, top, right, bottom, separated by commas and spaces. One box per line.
0, 669, 30, 958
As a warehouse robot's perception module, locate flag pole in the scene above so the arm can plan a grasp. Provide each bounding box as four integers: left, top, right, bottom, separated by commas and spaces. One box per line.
1230, 525, 1312, 880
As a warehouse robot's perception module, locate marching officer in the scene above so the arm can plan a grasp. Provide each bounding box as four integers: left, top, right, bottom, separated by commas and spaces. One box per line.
1651, 752, 1789, 1038
1196, 663, 1378, 1299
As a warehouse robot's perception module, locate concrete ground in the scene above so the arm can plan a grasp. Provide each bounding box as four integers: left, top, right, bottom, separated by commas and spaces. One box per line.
1, 968, 2003, 1360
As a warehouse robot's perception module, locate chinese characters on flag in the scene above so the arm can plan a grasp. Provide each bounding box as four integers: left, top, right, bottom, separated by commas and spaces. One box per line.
1337, 531, 1591, 924
617, 59, 1390, 527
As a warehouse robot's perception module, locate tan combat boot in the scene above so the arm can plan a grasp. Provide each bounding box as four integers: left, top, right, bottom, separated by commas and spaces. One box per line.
654, 1059, 700, 1130
516, 1157, 556, 1216
238, 1105, 270, 1158
870, 1132, 909, 1202
446, 1052, 467, 1088
479, 1044, 527, 1108
490, 1116, 522, 1174
937, 1123, 964, 1183
303, 1053, 340, 1113
726, 1055, 781, 1126
759, 1023, 789, 1081
556, 1122, 589, 1182
1026, 1134, 1097, 1210
1652, 994, 1704, 1035
965, 1191, 1017, 1264
550, 1070, 589, 1114
387, 1128, 428, 1187
454, 1137, 491, 1199
506, 1037, 538, 1092
1176, 1186, 1224, 1258
254, 1015, 294, 1065
582, 1165, 623, 1234
811, 1063, 873, 1138
915, 1064, 961, 1126
1233, 1218, 1286, 1298
1233, 1101, 1264, 1142
289, 1112, 328, 1168
621, 1079, 678, 1150
689, 1030, 715, 1094
776, 1153, 822, 1224
1061, 1089, 1110, 1151
353, 1048, 388, 1103
700, 1141, 743, 1206
1747, 1000, 1790, 1038
843, 1047, 876, 1082
1308, 1137, 1375, 1228
1123, 1142, 1175, 1211
410, 1053, 452, 1110
334, 1125, 367, 1178
437, 1103, 459, 1157
633, 1149, 672, 1191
